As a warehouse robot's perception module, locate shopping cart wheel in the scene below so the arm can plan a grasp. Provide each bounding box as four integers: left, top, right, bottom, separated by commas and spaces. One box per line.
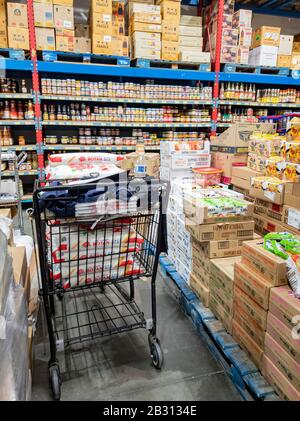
49, 364, 62, 401
149, 336, 163, 369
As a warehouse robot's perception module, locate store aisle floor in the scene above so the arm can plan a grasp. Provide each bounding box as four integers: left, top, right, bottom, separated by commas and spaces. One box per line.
31, 270, 241, 401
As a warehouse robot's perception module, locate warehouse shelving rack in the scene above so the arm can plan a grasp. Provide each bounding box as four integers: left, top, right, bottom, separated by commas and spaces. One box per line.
1, 0, 300, 201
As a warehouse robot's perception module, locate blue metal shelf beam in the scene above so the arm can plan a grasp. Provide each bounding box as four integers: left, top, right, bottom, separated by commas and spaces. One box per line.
0, 59, 33, 72
219, 72, 300, 85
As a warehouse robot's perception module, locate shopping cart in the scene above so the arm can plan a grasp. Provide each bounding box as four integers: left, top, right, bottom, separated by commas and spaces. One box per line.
32, 177, 166, 400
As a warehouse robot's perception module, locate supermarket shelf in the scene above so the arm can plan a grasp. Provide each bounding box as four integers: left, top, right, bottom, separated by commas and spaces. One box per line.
159, 255, 279, 402
42, 121, 211, 128
43, 144, 160, 151
0, 120, 35, 126
0, 58, 33, 72
40, 95, 213, 106
0, 93, 33, 99
219, 72, 300, 86
219, 100, 300, 108
37, 60, 216, 81
0, 145, 37, 151
1, 170, 38, 176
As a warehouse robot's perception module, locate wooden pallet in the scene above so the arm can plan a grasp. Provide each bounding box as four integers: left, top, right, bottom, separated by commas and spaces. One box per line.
0, 48, 28, 60
222, 63, 290, 76
41, 50, 130, 66
131, 58, 211, 71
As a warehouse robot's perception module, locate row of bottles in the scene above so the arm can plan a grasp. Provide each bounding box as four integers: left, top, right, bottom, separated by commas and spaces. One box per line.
219, 83, 256, 101
218, 106, 258, 123
0, 78, 28, 94
0, 100, 34, 120
256, 89, 300, 104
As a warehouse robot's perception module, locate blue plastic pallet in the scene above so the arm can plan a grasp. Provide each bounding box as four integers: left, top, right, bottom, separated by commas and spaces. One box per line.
132, 58, 211, 72
159, 255, 278, 401
41, 50, 130, 66
222, 63, 290, 76
0, 48, 26, 60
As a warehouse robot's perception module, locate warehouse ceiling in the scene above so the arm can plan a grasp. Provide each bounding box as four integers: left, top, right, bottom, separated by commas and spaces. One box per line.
236, 0, 300, 11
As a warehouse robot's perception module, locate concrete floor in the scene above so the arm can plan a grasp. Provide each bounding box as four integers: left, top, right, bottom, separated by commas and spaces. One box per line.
31, 270, 241, 401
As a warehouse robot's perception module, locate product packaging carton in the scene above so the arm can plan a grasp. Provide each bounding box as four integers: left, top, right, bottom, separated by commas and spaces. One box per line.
179, 50, 210, 63
233, 305, 265, 349
56, 34, 74, 52
91, 13, 112, 35
33, 3, 54, 27
111, 35, 128, 56
269, 286, 300, 331
212, 153, 247, 179
293, 42, 300, 53
180, 15, 201, 27
162, 21, 179, 42
8, 246, 28, 286
128, 2, 160, 15
131, 12, 161, 24
216, 45, 238, 63
161, 40, 178, 60
92, 34, 112, 55
263, 356, 300, 401
7, 2, 28, 28
35, 27, 56, 50
241, 239, 287, 286
279, 34, 294, 55
179, 25, 202, 38
232, 320, 263, 369
210, 257, 241, 297
8, 27, 29, 49
112, 0, 125, 19
232, 9, 252, 28
53, 0, 73, 5
234, 286, 268, 330
91, 0, 112, 15
282, 205, 300, 230
186, 219, 255, 242
234, 261, 273, 309
210, 282, 234, 316
252, 26, 281, 48
209, 294, 233, 334
190, 272, 210, 307
74, 37, 91, 53
160, 0, 180, 22
179, 36, 203, 47
291, 53, 300, 70
34, 0, 53, 3
237, 47, 249, 64
264, 333, 300, 391
53, 5, 74, 30
277, 54, 292, 68
129, 20, 162, 33
239, 27, 252, 48
249, 45, 278, 67
75, 24, 90, 38
112, 16, 125, 36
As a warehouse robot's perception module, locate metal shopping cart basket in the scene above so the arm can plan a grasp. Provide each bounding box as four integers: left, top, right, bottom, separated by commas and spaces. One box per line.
32, 176, 166, 400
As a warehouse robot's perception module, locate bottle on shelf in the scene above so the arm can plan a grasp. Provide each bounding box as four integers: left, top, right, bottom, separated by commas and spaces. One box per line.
26, 100, 35, 120
21, 80, 27, 94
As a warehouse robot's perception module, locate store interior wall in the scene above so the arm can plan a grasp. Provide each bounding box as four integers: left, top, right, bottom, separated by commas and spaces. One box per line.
252, 13, 300, 35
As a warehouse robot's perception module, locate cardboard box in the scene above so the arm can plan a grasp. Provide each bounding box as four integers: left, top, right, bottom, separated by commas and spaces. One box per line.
204, 239, 245, 259
277, 54, 292, 68
279, 34, 294, 55
132, 38, 161, 50
217, 45, 238, 63
269, 285, 300, 331
131, 12, 161, 24
282, 205, 300, 230
161, 40, 178, 60
56, 34, 74, 52
232, 320, 264, 369
34, 0, 53, 3
252, 26, 281, 48
212, 152, 247, 178
234, 305, 265, 349
53, 5, 74, 30
131, 30, 161, 42
8, 27, 29, 49
234, 286, 268, 330
238, 27, 252, 48
265, 333, 300, 391
91, 0, 112, 15
91, 12, 112, 35
112, 0, 125, 18
233, 9, 252, 28
210, 283, 233, 316
160, 0, 180, 22
130, 20, 162, 33
35, 27, 55, 50
210, 257, 241, 297
74, 37, 91, 53
8, 246, 28, 286
53, 0, 73, 5
111, 35, 128, 56
234, 261, 273, 310
192, 238, 211, 274
249, 184, 284, 206
179, 50, 210, 63
190, 272, 210, 307
92, 34, 112, 55
180, 15, 201, 27
210, 14, 232, 34
211, 123, 276, 149
7, 2, 28, 28
237, 46, 249, 64
186, 219, 255, 242
0, 24, 8, 48
284, 182, 300, 208
267, 312, 300, 365
241, 240, 287, 286
162, 21, 179, 42
209, 295, 233, 334
128, 2, 160, 15
291, 53, 300, 70
112, 17, 125, 36
75, 24, 90, 38
55, 28, 74, 36
254, 198, 283, 219
211, 28, 239, 49
249, 45, 278, 67
262, 356, 300, 401
33, 2, 54, 27
179, 36, 203, 47
293, 42, 300, 53
232, 166, 262, 182
192, 261, 210, 289
179, 25, 202, 37
231, 176, 250, 191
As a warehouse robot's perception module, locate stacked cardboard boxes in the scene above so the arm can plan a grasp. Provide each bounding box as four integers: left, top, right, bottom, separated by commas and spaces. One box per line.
34, 0, 55, 51
233, 9, 252, 64
159, 0, 180, 61
291, 33, 300, 70
249, 26, 281, 67
129, 2, 161, 59
179, 14, 209, 63
53, 0, 75, 52
7, 2, 29, 50
233, 239, 287, 370
277, 34, 294, 68
0, 0, 7, 48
